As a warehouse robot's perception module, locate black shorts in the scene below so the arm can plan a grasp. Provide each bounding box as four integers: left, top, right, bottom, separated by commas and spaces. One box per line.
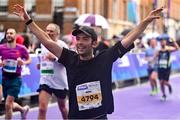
147, 66, 157, 76
37, 84, 68, 99
158, 68, 171, 81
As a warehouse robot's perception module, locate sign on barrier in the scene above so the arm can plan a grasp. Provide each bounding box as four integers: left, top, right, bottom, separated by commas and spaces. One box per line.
112, 54, 138, 81
19, 54, 40, 97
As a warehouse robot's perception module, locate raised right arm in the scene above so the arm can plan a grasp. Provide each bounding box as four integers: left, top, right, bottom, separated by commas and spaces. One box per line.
13, 4, 63, 58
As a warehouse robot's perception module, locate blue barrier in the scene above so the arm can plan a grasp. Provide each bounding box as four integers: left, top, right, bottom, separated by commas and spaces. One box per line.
112, 53, 148, 81
1, 51, 180, 97
171, 51, 180, 71
19, 54, 40, 97
112, 54, 138, 81
112, 50, 180, 82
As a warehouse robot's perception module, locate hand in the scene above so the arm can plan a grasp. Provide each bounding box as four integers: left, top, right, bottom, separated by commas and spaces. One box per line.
13, 4, 31, 22
0, 60, 5, 67
17, 57, 24, 66
144, 7, 164, 23
169, 38, 175, 42
36, 63, 40, 70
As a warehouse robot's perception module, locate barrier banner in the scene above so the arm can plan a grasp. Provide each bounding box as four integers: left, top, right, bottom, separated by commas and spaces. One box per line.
112, 54, 138, 81
131, 53, 148, 78
171, 51, 180, 71
19, 54, 40, 97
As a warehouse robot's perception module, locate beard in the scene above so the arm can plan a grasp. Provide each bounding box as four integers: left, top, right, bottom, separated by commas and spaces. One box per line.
6, 38, 14, 43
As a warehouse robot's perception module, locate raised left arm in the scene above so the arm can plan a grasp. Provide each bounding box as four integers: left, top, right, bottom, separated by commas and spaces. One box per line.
121, 7, 163, 49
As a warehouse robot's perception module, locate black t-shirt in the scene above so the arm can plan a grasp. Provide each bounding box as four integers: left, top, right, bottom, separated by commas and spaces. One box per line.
93, 41, 109, 56
58, 42, 134, 119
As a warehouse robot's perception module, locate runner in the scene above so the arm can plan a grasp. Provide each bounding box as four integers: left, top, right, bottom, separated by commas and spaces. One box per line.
37, 23, 68, 120
0, 28, 31, 119
13, 4, 163, 119
154, 36, 179, 101
145, 38, 159, 95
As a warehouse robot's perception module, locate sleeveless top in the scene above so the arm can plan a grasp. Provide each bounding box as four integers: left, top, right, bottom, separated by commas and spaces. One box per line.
157, 50, 171, 69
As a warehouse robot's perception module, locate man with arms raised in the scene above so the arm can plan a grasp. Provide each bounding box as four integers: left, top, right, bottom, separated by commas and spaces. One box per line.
13, 4, 163, 119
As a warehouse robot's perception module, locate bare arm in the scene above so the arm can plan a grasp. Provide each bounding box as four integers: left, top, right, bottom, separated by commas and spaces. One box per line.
17, 56, 31, 66
24, 56, 31, 65
152, 50, 159, 63
144, 56, 152, 63
121, 7, 163, 48
46, 52, 57, 61
168, 40, 179, 52
13, 4, 62, 58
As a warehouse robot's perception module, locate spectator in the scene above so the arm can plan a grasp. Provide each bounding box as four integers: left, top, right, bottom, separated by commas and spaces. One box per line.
16, 34, 24, 45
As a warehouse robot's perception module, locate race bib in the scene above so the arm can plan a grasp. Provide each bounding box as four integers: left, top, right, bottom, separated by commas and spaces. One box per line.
159, 59, 168, 68
3, 59, 18, 73
40, 61, 54, 75
76, 81, 102, 111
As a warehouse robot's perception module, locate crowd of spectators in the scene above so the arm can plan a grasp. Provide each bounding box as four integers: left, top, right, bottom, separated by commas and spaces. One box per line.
1, 28, 180, 55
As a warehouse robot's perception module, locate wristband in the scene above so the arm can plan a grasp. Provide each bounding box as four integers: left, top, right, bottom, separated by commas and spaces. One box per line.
25, 19, 33, 25
53, 58, 58, 62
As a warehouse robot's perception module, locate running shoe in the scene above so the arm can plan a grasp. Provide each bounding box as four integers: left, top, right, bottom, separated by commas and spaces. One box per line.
150, 90, 156, 96
150, 89, 158, 96
21, 105, 30, 120
155, 88, 159, 93
160, 95, 166, 101
154, 88, 159, 95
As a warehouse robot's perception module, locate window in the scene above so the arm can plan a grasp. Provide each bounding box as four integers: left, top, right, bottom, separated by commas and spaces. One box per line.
0, 0, 8, 15
81, 0, 86, 14
112, 0, 119, 20
24, 0, 35, 14
53, 0, 64, 12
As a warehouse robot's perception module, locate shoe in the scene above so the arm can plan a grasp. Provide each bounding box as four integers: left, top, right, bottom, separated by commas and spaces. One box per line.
150, 91, 155, 96
21, 105, 30, 120
160, 95, 166, 101
150, 90, 157, 96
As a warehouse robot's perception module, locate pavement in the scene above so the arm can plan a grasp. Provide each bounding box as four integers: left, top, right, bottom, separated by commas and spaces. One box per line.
1, 74, 180, 120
